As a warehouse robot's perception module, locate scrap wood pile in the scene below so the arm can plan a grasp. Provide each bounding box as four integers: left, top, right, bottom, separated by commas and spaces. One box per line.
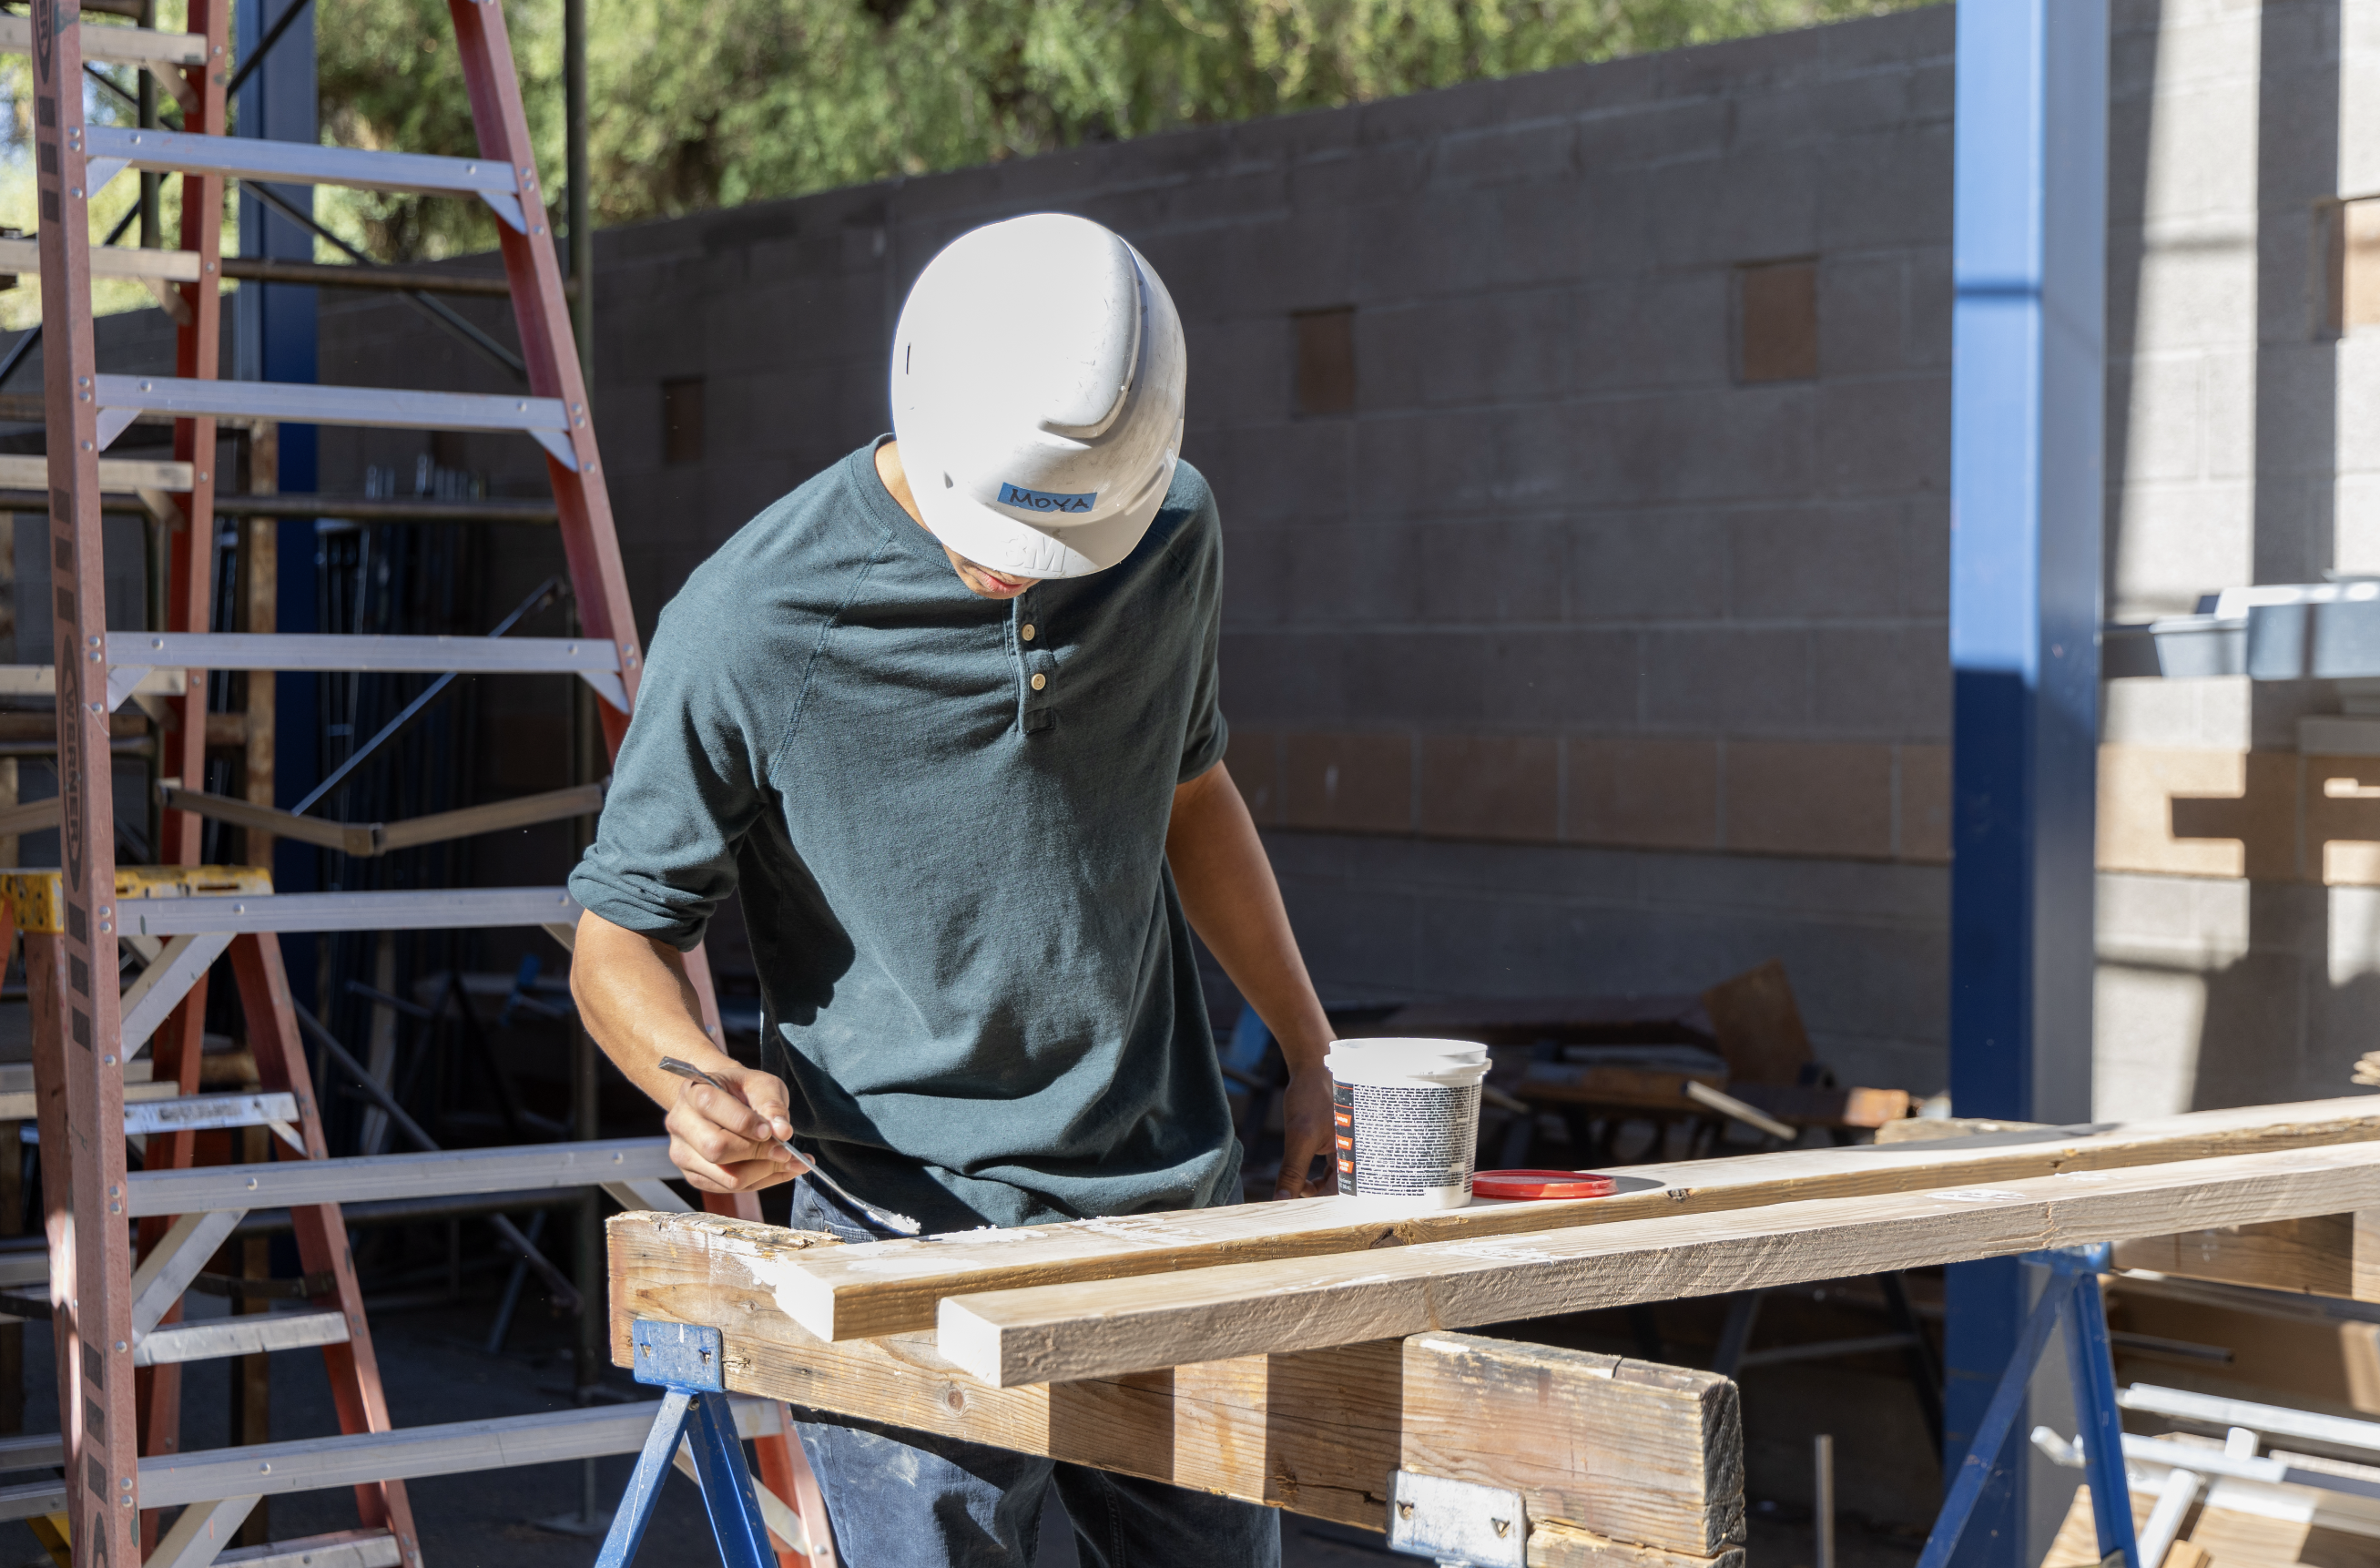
609, 1096, 2380, 1568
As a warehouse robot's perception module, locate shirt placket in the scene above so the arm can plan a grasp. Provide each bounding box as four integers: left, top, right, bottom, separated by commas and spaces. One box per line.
1017, 600, 1057, 734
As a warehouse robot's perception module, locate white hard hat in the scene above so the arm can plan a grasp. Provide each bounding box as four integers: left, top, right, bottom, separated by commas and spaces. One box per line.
890, 213, 1186, 579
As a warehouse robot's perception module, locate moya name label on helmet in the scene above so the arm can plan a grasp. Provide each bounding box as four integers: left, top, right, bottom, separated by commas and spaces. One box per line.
997, 483, 1097, 515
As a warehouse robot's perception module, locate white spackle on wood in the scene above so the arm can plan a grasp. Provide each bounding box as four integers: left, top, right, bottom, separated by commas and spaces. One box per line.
1930, 1189, 2028, 1203
737, 1248, 824, 1324
1440, 1241, 1561, 1265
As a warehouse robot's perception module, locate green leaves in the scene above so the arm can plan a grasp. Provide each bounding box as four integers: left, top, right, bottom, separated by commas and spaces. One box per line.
313, 0, 1935, 261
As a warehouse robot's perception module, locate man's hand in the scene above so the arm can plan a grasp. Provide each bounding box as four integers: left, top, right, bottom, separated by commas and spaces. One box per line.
666, 1061, 805, 1194
1274, 1068, 1337, 1200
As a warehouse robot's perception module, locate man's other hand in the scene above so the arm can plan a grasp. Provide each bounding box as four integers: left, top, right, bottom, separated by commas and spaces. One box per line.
666, 1062, 805, 1193
1273, 1068, 1337, 1200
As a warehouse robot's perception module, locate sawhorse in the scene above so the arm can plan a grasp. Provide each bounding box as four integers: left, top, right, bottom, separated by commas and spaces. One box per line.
598, 1321, 794, 1568
1920, 1246, 2141, 1568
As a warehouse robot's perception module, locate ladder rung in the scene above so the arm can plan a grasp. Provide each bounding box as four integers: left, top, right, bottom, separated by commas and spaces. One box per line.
110, 631, 617, 677
0, 14, 208, 68
135, 1307, 350, 1367
0, 1433, 63, 1475
124, 1092, 302, 1137
92, 376, 579, 469
135, 1396, 782, 1509
0, 453, 197, 493
126, 1136, 674, 1217
219, 1530, 402, 1568
0, 1477, 66, 1522
97, 632, 626, 710
119, 885, 582, 938
83, 127, 529, 232
0, 237, 200, 284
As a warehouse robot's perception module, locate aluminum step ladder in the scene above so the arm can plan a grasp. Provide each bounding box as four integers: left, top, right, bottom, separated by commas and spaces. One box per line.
22, 3, 818, 1565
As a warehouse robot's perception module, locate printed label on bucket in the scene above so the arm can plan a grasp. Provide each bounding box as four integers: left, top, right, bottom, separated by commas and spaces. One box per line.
1334, 1079, 1478, 1198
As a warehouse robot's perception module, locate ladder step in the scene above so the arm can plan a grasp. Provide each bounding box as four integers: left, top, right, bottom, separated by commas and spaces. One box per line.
124, 1092, 303, 1138
0, 1433, 64, 1475
0, 237, 200, 284
219, 1530, 402, 1568
0, 1067, 175, 1124
97, 632, 626, 711
127, 1136, 674, 1217
82, 127, 529, 232
92, 377, 580, 468
0, 1477, 67, 1523
0, 14, 208, 68
135, 1308, 350, 1367
0, 453, 197, 493
118, 885, 582, 938
137, 1397, 781, 1509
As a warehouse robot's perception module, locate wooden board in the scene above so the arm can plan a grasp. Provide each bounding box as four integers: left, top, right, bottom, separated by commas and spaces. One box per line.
605, 1214, 1744, 1557
934, 1141, 2380, 1388
1699, 961, 1810, 1086
774, 1096, 2380, 1341
2112, 1211, 2380, 1301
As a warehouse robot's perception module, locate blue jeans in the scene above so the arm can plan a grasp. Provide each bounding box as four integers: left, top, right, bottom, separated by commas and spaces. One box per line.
786, 1179, 1282, 1568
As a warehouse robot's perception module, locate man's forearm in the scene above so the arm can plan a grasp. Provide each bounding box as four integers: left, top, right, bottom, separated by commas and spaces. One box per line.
1165, 763, 1332, 1067
572, 909, 738, 1111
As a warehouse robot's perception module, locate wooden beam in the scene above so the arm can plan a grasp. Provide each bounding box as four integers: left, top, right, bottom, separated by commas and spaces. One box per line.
775, 1096, 2380, 1341
605, 1214, 1745, 1560
2111, 1211, 2380, 1301
934, 1141, 2380, 1387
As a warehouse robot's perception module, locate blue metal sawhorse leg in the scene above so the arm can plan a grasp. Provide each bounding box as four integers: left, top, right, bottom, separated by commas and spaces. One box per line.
596, 1321, 780, 1568
1919, 1247, 2140, 1568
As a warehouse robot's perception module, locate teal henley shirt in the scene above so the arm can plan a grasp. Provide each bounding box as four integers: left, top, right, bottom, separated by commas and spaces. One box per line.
568, 441, 1240, 1231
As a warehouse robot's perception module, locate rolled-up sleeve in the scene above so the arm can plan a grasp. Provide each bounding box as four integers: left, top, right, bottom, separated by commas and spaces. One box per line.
568, 606, 772, 951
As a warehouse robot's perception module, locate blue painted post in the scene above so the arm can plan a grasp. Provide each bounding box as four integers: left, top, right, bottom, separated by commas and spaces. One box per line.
234, 0, 322, 919
1946, 3, 2108, 1564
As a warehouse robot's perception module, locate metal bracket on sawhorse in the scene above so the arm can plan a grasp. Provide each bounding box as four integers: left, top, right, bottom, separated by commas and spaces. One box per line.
596, 1321, 778, 1568
1387, 1471, 1527, 1567
1918, 1246, 2140, 1568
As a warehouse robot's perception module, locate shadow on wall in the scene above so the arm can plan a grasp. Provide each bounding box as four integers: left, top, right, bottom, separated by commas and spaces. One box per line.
2192, 0, 2349, 1112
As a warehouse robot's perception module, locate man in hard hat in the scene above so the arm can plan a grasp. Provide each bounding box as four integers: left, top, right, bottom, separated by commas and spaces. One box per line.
569, 212, 1330, 1564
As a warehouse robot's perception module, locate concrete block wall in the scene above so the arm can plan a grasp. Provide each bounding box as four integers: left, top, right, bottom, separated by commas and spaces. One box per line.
307, 6, 1966, 1087
102, 0, 2377, 1114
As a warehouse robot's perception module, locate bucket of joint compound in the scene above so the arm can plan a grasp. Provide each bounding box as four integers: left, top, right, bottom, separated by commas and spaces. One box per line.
1326, 1037, 1490, 1208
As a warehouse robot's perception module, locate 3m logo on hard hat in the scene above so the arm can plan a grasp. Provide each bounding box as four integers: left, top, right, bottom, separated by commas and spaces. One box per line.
997, 483, 1096, 514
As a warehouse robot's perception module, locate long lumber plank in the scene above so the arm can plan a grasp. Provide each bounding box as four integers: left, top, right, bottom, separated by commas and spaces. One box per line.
605, 1213, 1744, 1556
2111, 1211, 2380, 1300
775, 1096, 2380, 1339
934, 1140, 2380, 1387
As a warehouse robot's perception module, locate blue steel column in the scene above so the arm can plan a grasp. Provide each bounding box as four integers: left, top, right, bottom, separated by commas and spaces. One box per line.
234, 0, 320, 912
1946, 2, 2107, 1564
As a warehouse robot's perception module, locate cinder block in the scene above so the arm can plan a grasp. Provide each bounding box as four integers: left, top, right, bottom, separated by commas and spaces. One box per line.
1574, 97, 1732, 170
1564, 736, 1720, 850
1354, 290, 1573, 412
2103, 479, 2252, 621
1354, 404, 1572, 519
1573, 272, 1731, 392
1724, 740, 1895, 859
1568, 385, 1817, 505
1408, 518, 1568, 626
1641, 627, 1808, 735
1738, 260, 1818, 383
1276, 524, 1427, 628
1816, 254, 1907, 378
1903, 246, 1952, 369
2306, 757, 2380, 887
1187, 421, 1355, 528
1225, 728, 1286, 827
1817, 124, 1953, 253
1286, 141, 1429, 210
1429, 121, 1576, 189
1727, 504, 1907, 621
1648, 148, 1820, 269
1419, 733, 1559, 842
1342, 628, 1640, 730
1282, 730, 1414, 833
1219, 630, 1348, 728
1568, 513, 1727, 622
1219, 524, 1295, 629
1816, 376, 1949, 497
1897, 743, 1949, 863
1810, 626, 1950, 740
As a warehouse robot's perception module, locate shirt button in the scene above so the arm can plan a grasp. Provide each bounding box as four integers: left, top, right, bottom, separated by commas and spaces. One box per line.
1022, 624, 1036, 642
1031, 673, 1048, 691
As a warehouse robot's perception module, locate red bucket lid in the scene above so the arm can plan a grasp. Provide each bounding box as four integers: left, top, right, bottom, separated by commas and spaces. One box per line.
1473, 1169, 1617, 1201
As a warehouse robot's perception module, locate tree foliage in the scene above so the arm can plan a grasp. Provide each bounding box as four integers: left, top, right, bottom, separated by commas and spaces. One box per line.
318, 0, 1935, 261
